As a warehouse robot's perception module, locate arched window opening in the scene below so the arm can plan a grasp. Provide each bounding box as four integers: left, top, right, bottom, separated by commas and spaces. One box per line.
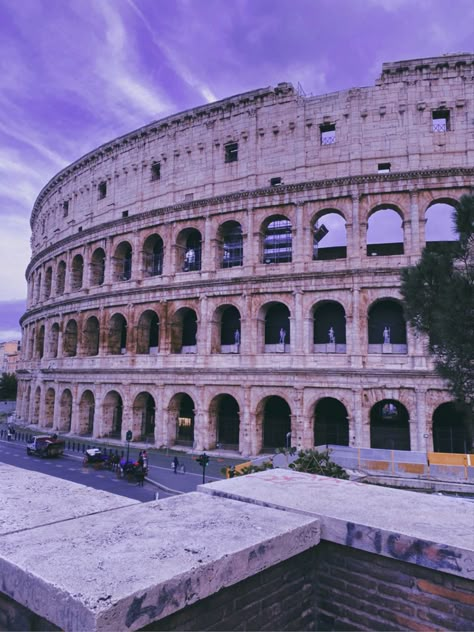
314, 398, 349, 446
220, 306, 241, 353
56, 261, 66, 295
83, 317, 100, 356
44, 388, 55, 428
133, 393, 156, 442
90, 248, 106, 286
71, 255, 84, 290
136, 311, 159, 354
263, 216, 292, 264
36, 325, 45, 359
175, 394, 195, 445
49, 323, 59, 358
35, 272, 42, 303
143, 235, 164, 276
262, 396, 291, 451
63, 320, 78, 357
171, 308, 197, 353
313, 212, 347, 260
368, 300, 407, 353
32, 387, 41, 424
220, 221, 243, 268
425, 202, 459, 253
370, 400, 410, 451
433, 403, 470, 454
44, 267, 52, 299
313, 302, 346, 353
264, 303, 290, 352
78, 390, 95, 435
59, 389, 72, 433
367, 208, 404, 256
103, 391, 123, 439
108, 314, 127, 354
213, 394, 240, 448
178, 229, 202, 272
113, 242, 132, 281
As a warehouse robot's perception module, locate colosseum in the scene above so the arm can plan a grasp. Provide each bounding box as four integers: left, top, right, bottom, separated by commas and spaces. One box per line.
16, 53, 474, 456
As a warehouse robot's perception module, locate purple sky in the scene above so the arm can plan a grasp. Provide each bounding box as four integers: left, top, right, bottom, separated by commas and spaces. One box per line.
0, 0, 471, 341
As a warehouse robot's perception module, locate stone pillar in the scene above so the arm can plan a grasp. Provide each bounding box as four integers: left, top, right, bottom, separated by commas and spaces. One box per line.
103, 238, 114, 286
52, 382, 61, 431
409, 189, 423, 261
197, 295, 208, 355
349, 193, 362, 265
194, 409, 208, 451
202, 217, 213, 272
240, 293, 252, 356
244, 211, 254, 272
415, 388, 428, 452
70, 397, 80, 435
93, 391, 104, 439
293, 290, 303, 354
239, 387, 252, 455
161, 224, 173, 277
349, 288, 362, 367
292, 388, 305, 449
292, 205, 305, 267
353, 389, 364, 447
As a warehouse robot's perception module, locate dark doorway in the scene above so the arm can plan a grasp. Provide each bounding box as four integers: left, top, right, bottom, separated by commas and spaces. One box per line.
265, 303, 290, 344
314, 398, 349, 446
217, 395, 240, 447
176, 394, 195, 444
433, 403, 470, 453
370, 400, 410, 451
263, 396, 291, 450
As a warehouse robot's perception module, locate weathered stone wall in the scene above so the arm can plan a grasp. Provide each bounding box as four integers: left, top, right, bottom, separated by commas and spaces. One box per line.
17, 53, 474, 455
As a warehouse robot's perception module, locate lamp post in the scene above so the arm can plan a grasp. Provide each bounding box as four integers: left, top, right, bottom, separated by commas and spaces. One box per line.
125, 430, 132, 463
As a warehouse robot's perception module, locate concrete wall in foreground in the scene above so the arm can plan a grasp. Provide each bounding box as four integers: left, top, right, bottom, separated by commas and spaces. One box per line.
0, 465, 473, 631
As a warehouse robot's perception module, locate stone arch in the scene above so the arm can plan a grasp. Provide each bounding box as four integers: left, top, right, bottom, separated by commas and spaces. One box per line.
313, 397, 349, 446
82, 316, 100, 356
132, 392, 156, 441
113, 241, 132, 281
425, 199, 459, 248
108, 313, 127, 355
312, 209, 347, 260
44, 266, 53, 299
44, 387, 55, 428
136, 310, 160, 354
71, 254, 84, 291
367, 205, 404, 256
168, 392, 195, 446
368, 299, 407, 351
36, 325, 45, 359
370, 399, 410, 451
261, 214, 292, 264
90, 248, 106, 286
312, 301, 346, 352
32, 386, 41, 424
49, 322, 60, 358
78, 390, 95, 435
256, 395, 292, 452
209, 393, 240, 449
56, 260, 66, 295
102, 390, 123, 438
432, 402, 471, 453
58, 388, 73, 432
177, 228, 202, 272
258, 301, 291, 352
211, 304, 241, 353
170, 307, 197, 353
63, 319, 78, 357
218, 220, 243, 268
143, 234, 164, 276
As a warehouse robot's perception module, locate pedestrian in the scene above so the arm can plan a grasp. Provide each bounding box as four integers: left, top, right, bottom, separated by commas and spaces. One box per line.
135, 464, 145, 487
142, 449, 148, 473
173, 456, 179, 474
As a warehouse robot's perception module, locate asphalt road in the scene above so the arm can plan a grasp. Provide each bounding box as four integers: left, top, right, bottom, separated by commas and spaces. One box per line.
0, 439, 174, 502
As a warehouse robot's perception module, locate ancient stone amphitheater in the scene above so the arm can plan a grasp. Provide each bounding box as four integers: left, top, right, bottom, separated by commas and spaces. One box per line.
16, 53, 474, 456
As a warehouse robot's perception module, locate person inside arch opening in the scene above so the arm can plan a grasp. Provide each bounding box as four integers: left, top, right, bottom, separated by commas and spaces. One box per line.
383, 326, 391, 344
183, 248, 195, 271
279, 327, 287, 344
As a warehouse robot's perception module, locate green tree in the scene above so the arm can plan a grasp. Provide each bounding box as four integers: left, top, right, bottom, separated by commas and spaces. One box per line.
0, 373, 17, 400
289, 449, 349, 479
400, 194, 474, 409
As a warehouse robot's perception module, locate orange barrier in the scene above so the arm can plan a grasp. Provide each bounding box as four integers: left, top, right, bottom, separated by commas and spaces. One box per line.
427, 452, 468, 466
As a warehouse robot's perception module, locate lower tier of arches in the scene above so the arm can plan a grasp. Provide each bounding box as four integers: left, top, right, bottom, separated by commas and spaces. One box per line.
15, 377, 472, 456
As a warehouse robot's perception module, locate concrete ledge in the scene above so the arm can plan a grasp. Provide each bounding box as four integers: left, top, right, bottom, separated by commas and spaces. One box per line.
199, 468, 474, 580
0, 462, 139, 534
0, 467, 320, 631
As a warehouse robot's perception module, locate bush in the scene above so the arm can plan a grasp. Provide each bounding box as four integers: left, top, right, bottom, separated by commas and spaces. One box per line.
289, 448, 349, 479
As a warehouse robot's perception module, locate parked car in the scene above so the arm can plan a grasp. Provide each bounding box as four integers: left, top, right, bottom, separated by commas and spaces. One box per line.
27, 435, 65, 458
83, 448, 110, 468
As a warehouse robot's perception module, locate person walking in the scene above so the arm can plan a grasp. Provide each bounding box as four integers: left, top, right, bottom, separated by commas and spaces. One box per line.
173, 456, 179, 474
142, 450, 148, 473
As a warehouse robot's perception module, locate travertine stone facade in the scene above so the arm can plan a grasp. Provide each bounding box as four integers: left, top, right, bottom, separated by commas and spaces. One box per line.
17, 54, 474, 455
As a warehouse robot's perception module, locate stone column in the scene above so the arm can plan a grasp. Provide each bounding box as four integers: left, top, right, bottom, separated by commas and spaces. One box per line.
194, 408, 208, 451
349, 288, 362, 367
353, 389, 364, 447
243, 210, 254, 272
197, 295, 208, 355
292, 388, 305, 449
292, 205, 305, 268
415, 388, 428, 452
202, 217, 213, 272
52, 382, 61, 431
240, 293, 252, 356
349, 193, 362, 265
409, 189, 423, 261
293, 290, 303, 354
238, 387, 252, 455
